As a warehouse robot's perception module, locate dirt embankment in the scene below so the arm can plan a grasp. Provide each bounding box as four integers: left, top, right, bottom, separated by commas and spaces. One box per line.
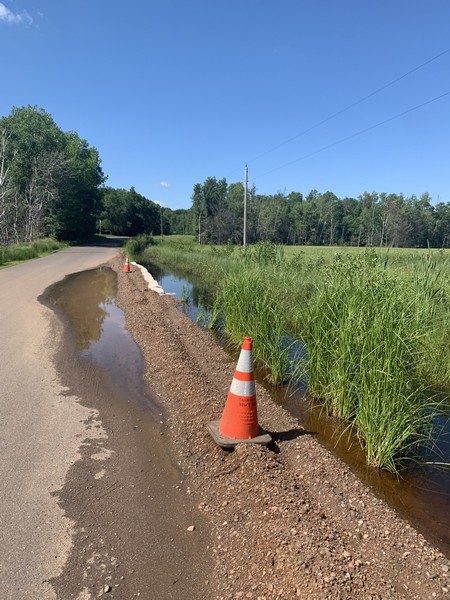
113, 257, 450, 600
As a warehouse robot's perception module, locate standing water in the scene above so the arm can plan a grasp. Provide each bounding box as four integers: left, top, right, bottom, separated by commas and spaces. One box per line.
44, 266, 161, 417
43, 267, 214, 597
143, 260, 450, 556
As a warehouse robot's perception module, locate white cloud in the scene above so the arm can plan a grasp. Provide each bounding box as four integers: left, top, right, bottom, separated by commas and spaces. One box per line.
160, 181, 170, 188
0, 3, 33, 25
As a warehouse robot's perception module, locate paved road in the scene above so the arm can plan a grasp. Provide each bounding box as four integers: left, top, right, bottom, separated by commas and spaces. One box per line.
0, 246, 119, 599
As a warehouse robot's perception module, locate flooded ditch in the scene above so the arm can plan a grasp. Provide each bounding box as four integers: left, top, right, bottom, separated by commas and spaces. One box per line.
44, 262, 449, 556
143, 259, 450, 556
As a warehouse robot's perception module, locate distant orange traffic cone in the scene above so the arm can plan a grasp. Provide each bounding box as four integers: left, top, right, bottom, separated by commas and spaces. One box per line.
123, 257, 131, 273
207, 336, 271, 448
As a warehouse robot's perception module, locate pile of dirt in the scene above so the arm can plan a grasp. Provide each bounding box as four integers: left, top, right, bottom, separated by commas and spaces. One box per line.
113, 258, 449, 599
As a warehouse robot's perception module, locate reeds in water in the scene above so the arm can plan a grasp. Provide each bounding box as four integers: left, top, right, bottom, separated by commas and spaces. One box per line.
132, 238, 449, 472
294, 254, 440, 472
216, 267, 290, 385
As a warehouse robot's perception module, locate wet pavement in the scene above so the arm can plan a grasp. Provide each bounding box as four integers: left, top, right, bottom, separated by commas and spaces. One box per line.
43, 266, 213, 599
45, 267, 158, 416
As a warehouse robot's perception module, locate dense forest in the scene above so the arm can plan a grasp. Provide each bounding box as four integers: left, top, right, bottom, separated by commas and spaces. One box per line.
0, 106, 104, 243
187, 177, 450, 248
1, 106, 449, 247
0, 106, 167, 243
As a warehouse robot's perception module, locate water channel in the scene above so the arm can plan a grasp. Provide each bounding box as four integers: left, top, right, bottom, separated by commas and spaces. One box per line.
143, 259, 450, 557
45, 263, 449, 557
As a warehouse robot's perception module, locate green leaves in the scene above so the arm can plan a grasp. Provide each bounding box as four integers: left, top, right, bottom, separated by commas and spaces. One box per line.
100, 187, 160, 236
0, 106, 104, 242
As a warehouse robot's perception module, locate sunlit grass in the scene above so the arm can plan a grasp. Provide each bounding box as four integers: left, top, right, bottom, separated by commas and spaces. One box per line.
215, 267, 291, 385
0, 238, 67, 267
131, 236, 450, 473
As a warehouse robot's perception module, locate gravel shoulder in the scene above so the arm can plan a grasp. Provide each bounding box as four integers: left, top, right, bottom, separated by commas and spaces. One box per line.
113, 257, 450, 600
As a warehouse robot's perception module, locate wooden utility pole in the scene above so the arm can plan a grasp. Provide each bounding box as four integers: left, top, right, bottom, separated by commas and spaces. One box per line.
243, 164, 248, 247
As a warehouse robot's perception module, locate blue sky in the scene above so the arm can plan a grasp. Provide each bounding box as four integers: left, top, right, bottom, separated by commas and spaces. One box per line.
1, 1, 449, 210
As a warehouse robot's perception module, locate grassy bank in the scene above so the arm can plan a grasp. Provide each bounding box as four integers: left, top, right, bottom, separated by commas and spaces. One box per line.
128, 236, 450, 473
0, 238, 68, 268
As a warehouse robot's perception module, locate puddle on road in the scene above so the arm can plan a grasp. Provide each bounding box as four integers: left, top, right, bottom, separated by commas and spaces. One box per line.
43, 266, 214, 598
45, 266, 160, 418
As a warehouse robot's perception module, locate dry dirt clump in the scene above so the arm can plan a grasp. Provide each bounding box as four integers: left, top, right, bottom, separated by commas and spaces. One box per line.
112, 258, 450, 600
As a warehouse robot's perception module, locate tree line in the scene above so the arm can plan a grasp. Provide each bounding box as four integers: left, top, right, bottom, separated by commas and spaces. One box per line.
100, 186, 164, 237
0, 106, 167, 244
186, 176, 450, 248
1, 106, 448, 248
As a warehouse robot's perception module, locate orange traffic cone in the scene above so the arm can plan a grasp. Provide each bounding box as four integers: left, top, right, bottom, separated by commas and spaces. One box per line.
123, 257, 131, 273
207, 336, 271, 448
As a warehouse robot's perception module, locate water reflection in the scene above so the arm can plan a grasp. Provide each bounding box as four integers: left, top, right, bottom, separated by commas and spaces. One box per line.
45, 267, 160, 417
142, 261, 215, 323
46, 266, 116, 351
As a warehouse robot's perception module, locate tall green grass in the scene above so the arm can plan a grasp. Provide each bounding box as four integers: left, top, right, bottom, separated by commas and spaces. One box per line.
293, 253, 441, 471
412, 256, 450, 383
0, 238, 67, 267
124, 234, 156, 257
215, 267, 290, 385
131, 237, 450, 472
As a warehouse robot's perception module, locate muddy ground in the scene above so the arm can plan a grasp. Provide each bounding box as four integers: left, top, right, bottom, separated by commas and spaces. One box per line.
112, 257, 450, 599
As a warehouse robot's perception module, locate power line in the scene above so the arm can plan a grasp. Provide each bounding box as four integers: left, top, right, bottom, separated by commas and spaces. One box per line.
253, 90, 450, 180
228, 47, 449, 178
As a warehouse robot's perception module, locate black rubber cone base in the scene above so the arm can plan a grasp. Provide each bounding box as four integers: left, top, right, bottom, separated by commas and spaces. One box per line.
206, 420, 272, 448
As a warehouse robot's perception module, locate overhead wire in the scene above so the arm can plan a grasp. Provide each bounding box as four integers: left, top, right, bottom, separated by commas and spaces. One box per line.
253, 90, 450, 180
227, 47, 450, 179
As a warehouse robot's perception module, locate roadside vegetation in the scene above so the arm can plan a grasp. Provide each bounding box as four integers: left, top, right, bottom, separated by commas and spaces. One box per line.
126, 235, 450, 474
2, 104, 449, 250
0, 237, 67, 268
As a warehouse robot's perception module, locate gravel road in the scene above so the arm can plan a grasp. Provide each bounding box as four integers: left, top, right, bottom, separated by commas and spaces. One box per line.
112, 256, 450, 600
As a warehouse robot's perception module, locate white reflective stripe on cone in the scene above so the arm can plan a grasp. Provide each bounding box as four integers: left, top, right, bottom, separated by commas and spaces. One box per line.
229, 378, 256, 397
236, 349, 254, 373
